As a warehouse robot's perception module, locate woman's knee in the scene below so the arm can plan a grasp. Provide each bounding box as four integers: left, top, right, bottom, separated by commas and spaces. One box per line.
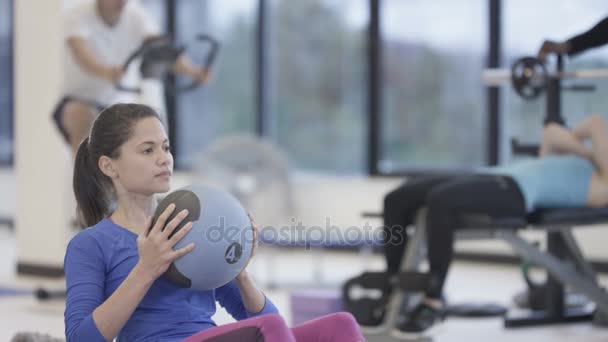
259, 314, 289, 332
323, 312, 363, 340
588, 114, 605, 126
542, 122, 563, 140
588, 114, 608, 136
328, 312, 359, 329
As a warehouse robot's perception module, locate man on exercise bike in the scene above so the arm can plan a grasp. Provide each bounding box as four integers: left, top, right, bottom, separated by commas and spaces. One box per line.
53, 0, 209, 156
383, 16, 608, 337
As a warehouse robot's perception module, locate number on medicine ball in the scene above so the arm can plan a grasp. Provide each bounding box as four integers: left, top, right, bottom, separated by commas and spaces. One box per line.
225, 242, 243, 264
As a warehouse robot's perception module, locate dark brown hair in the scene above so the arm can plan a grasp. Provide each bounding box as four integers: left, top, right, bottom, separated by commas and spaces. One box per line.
73, 103, 161, 227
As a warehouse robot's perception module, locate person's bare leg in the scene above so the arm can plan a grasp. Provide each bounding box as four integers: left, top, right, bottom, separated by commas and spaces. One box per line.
539, 122, 592, 159
572, 114, 601, 140
571, 115, 608, 176
569, 115, 608, 206
60, 101, 97, 156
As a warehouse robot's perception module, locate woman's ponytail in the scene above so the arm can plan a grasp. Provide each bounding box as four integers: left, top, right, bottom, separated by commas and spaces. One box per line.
73, 137, 109, 227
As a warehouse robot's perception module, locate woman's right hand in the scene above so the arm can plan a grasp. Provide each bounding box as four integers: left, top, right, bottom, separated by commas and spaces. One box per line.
134, 203, 196, 283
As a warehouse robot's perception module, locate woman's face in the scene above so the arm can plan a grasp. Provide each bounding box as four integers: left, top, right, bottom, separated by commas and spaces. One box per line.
112, 117, 173, 196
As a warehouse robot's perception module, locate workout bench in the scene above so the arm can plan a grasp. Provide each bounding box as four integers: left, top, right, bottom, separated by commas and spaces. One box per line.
346, 207, 608, 338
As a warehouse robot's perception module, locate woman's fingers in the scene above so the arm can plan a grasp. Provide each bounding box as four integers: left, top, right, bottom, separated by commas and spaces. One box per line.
170, 243, 196, 260
168, 222, 193, 245
161, 209, 189, 239
149, 203, 176, 236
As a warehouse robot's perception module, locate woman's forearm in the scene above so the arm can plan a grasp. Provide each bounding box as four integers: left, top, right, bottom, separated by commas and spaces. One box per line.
91, 263, 155, 341
235, 271, 265, 314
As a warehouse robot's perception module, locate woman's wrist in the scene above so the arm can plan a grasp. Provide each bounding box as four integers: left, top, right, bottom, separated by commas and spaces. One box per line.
131, 262, 157, 287
235, 270, 250, 284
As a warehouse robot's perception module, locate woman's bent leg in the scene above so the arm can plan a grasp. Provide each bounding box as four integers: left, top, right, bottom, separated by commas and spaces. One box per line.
183, 314, 295, 342
290, 312, 365, 342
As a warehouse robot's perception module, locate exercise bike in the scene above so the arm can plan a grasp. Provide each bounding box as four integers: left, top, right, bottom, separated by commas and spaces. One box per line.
115, 33, 220, 125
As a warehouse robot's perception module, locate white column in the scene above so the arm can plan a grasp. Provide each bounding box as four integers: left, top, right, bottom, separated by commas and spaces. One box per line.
15, 0, 71, 275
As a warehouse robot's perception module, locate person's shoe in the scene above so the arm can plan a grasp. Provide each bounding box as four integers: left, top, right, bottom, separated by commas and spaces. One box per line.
391, 301, 445, 339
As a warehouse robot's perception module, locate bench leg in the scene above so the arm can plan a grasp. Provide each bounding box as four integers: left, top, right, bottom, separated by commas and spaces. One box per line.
505, 307, 594, 327
500, 230, 608, 327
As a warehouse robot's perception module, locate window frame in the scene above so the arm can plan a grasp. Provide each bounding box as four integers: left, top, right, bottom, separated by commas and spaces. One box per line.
0, 0, 14, 167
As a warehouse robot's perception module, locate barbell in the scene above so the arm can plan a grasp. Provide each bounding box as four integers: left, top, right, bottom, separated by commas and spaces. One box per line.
483, 56, 608, 100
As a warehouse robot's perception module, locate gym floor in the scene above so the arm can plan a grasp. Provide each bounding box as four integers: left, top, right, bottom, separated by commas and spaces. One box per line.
0, 225, 607, 341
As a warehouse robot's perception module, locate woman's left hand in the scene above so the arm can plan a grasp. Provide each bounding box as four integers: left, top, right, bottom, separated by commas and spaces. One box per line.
236, 213, 259, 280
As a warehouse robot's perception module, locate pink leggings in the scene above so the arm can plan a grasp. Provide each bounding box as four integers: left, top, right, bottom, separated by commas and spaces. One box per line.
182, 312, 365, 342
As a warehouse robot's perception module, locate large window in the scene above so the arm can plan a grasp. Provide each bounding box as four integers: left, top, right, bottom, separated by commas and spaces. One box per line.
0, 0, 13, 165
141, 0, 167, 30
502, 0, 608, 162
175, 0, 257, 169
267, 0, 367, 174
378, 0, 488, 173
167, 0, 576, 174
167, 1, 494, 174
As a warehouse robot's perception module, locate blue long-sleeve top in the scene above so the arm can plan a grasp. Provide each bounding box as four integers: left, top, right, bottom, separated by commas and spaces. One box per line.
64, 218, 278, 342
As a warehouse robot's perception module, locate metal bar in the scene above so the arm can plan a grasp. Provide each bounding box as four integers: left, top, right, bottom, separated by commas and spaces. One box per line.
165, 0, 178, 163
569, 69, 608, 79
402, 209, 428, 271
483, 68, 608, 85
487, 0, 501, 166
545, 76, 564, 125
560, 230, 598, 282
8, 0, 14, 166
256, 0, 267, 136
545, 231, 566, 318
499, 230, 608, 313
368, 0, 381, 175
0, 0, 14, 167
546, 52, 564, 125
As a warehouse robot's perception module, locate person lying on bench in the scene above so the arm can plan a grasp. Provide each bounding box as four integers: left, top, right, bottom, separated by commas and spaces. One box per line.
383, 115, 608, 336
